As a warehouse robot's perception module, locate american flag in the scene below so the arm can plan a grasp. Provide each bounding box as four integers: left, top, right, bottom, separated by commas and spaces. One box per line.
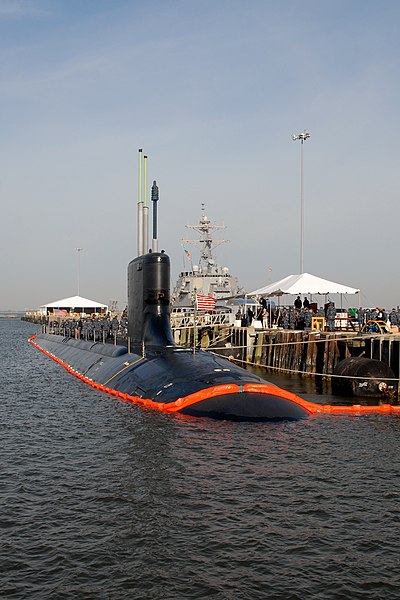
196, 294, 216, 312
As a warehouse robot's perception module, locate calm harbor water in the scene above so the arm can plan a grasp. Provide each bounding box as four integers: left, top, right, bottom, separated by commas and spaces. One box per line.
1, 318, 400, 599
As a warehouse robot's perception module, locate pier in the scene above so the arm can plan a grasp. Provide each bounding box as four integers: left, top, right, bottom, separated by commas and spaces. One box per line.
171, 320, 400, 397
28, 310, 400, 398
226, 327, 400, 379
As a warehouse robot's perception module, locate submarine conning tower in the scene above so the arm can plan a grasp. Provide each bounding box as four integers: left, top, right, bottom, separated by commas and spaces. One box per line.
128, 151, 175, 349
127, 251, 175, 348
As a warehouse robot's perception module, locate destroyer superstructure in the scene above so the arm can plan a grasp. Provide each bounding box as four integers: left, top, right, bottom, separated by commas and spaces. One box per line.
172, 204, 242, 307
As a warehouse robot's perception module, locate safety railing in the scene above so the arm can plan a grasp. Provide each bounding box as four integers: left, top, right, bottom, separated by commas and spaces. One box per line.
170, 311, 233, 329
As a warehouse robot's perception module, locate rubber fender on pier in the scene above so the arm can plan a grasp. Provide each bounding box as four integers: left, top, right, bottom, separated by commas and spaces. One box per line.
332, 357, 397, 398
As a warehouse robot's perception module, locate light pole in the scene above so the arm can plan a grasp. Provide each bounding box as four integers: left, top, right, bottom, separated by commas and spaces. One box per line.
292, 130, 310, 274
76, 247, 83, 296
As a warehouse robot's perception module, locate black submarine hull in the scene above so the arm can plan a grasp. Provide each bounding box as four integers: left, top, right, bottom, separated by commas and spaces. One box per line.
30, 333, 311, 421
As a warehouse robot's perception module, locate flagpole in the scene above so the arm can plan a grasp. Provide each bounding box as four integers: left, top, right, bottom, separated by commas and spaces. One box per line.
181, 244, 185, 270
76, 247, 83, 296
182, 244, 194, 273
193, 288, 197, 355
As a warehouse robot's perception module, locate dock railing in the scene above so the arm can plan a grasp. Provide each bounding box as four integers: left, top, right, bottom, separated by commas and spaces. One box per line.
170, 311, 233, 329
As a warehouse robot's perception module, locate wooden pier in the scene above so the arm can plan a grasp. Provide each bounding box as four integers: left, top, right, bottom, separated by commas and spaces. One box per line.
173, 323, 400, 381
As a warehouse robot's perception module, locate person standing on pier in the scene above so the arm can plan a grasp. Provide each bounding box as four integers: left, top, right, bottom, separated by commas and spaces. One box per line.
289, 307, 296, 330
389, 308, 398, 328
357, 307, 365, 330
247, 307, 254, 326
282, 307, 289, 329
326, 302, 336, 332
294, 296, 302, 309
261, 307, 268, 328
304, 308, 312, 330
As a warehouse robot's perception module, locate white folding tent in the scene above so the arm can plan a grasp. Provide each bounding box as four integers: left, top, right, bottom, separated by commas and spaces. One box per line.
40, 295, 108, 316
247, 272, 360, 311
248, 273, 360, 297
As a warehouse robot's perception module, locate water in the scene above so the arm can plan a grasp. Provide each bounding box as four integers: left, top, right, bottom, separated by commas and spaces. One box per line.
2, 319, 400, 599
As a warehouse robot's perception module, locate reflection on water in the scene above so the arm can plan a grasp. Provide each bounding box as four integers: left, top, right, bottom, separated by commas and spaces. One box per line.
1, 320, 400, 599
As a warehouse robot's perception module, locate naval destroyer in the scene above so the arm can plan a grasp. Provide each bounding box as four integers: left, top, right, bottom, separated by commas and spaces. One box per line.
172, 204, 242, 308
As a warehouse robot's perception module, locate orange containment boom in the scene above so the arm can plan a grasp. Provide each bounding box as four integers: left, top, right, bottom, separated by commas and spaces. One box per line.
29, 334, 400, 417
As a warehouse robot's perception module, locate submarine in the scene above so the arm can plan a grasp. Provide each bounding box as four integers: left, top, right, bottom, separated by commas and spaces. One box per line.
30, 246, 311, 420
30, 152, 400, 419
30, 151, 311, 421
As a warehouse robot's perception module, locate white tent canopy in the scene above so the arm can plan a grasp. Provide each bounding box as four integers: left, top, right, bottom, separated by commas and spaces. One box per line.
248, 272, 360, 297
40, 295, 108, 314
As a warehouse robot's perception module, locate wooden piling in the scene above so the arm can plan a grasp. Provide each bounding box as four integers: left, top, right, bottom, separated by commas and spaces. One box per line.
172, 322, 400, 381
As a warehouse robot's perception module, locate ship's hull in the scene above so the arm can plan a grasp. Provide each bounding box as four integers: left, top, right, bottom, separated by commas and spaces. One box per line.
30, 333, 310, 421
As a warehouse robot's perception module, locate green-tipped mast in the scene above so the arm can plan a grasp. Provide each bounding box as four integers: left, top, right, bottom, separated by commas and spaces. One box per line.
137, 148, 144, 256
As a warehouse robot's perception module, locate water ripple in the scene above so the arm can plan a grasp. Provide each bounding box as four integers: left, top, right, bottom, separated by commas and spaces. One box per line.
1, 320, 400, 599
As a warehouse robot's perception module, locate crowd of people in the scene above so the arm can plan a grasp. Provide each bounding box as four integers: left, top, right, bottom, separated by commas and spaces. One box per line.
237, 299, 337, 331
236, 296, 400, 333
48, 311, 128, 342
47, 300, 400, 340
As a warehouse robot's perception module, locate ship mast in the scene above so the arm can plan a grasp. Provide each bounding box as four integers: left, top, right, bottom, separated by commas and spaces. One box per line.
181, 204, 229, 274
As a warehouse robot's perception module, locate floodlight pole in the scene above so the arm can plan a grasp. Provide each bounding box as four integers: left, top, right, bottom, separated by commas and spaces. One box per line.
292, 130, 310, 274
76, 247, 83, 296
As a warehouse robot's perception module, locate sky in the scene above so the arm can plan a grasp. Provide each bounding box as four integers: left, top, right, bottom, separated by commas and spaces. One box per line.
1, 0, 400, 311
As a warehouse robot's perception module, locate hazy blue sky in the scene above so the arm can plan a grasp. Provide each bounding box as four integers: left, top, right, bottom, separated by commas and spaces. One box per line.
1, 0, 399, 310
